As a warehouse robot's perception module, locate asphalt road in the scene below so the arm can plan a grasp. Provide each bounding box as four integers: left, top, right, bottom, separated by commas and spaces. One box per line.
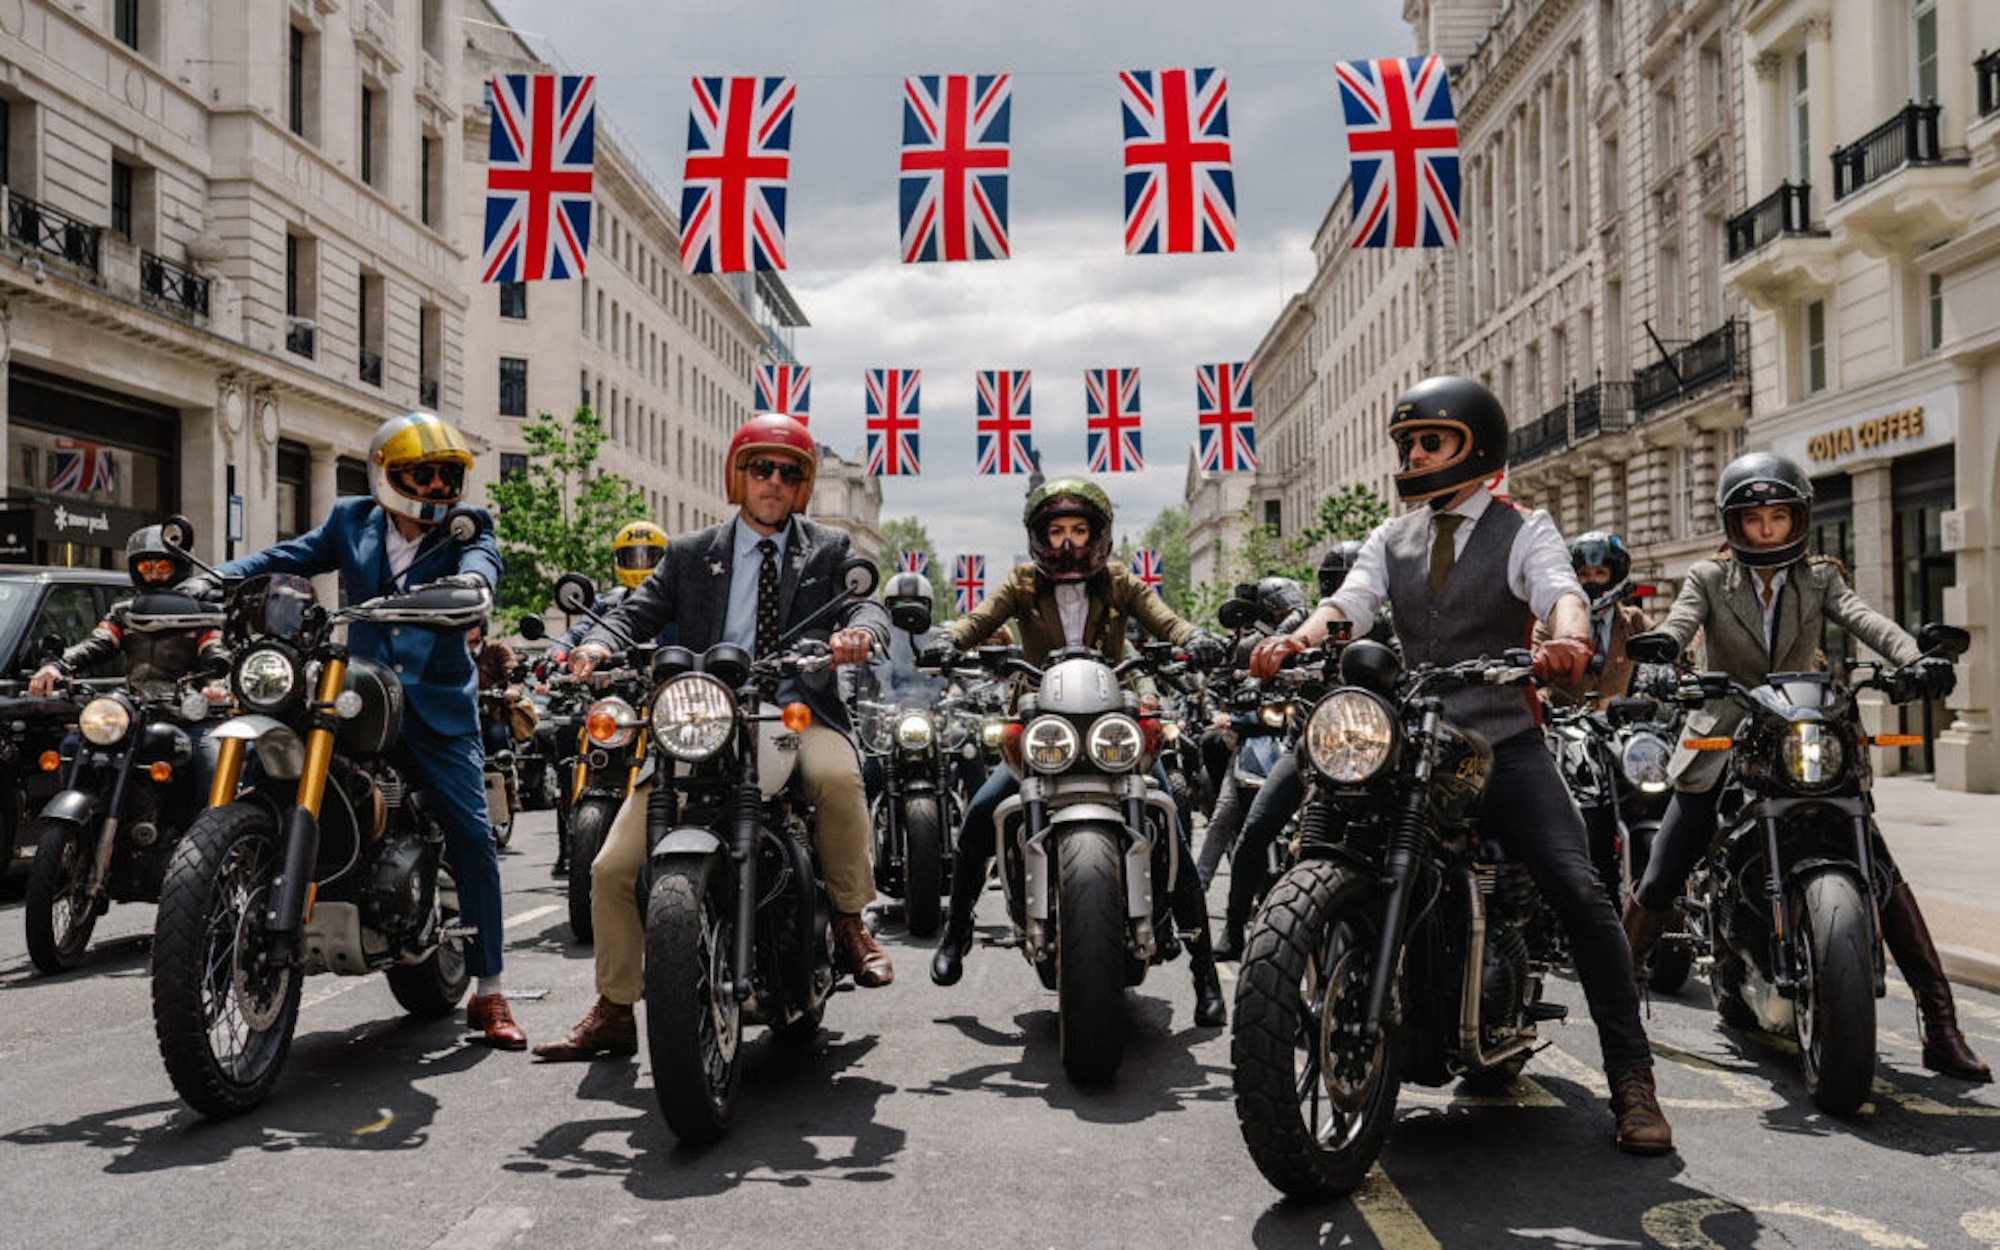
2, 810, 1997, 1250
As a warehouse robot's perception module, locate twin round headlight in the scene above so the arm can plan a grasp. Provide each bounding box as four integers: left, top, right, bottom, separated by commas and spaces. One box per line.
1020, 713, 1144, 774
1302, 689, 1397, 784
651, 673, 736, 761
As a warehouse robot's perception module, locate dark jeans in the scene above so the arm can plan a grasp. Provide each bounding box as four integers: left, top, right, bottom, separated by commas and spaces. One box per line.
395, 717, 506, 979
1635, 781, 1905, 913
1227, 751, 1305, 929
1485, 732, 1651, 1073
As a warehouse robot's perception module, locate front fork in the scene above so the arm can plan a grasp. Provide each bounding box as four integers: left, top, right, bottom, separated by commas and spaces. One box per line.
255, 657, 345, 947
1762, 801, 1882, 998
1359, 706, 1441, 1047
81, 739, 143, 900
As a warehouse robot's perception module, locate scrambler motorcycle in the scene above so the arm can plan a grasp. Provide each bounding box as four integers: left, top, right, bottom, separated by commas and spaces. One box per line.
149, 512, 492, 1117
549, 558, 878, 1144
854, 690, 954, 939
1626, 623, 1968, 1116
1232, 640, 1556, 1200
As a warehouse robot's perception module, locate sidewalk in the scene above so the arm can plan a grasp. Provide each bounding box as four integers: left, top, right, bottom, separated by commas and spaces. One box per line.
1871, 774, 2000, 994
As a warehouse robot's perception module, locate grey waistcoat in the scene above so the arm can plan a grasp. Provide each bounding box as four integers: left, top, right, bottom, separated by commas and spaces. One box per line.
1383, 502, 1539, 744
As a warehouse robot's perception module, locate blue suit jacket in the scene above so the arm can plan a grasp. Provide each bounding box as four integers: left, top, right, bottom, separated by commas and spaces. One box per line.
218, 497, 504, 737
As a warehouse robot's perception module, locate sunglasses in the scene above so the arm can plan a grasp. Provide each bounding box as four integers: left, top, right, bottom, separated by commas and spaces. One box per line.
134, 558, 177, 580
746, 458, 807, 486
1394, 431, 1449, 456
399, 463, 465, 490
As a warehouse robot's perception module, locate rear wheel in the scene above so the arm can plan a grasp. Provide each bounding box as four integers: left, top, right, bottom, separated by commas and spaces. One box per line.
566, 798, 615, 945
1055, 825, 1128, 1085
901, 794, 944, 939
26, 817, 99, 974
645, 854, 741, 1145
1794, 872, 1876, 1117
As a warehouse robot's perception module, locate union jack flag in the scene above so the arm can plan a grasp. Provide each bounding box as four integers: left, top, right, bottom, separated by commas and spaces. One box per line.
974, 369, 1034, 476
681, 76, 794, 274
953, 555, 987, 615
1085, 367, 1144, 473
896, 551, 930, 578
1120, 68, 1236, 255
864, 368, 922, 476
482, 74, 596, 283
1335, 57, 1461, 249
1196, 362, 1257, 473
755, 363, 811, 419
50, 437, 115, 493
900, 74, 1011, 263
1131, 549, 1163, 591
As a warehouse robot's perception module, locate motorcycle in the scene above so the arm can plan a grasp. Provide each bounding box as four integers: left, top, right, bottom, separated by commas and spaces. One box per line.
854, 691, 953, 939
478, 684, 521, 850
25, 585, 225, 973
1231, 640, 1556, 1200
550, 558, 878, 1144
1626, 623, 1968, 1116
149, 511, 491, 1117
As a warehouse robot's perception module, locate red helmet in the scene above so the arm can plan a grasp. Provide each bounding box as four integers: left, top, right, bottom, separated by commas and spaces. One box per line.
725, 413, 817, 511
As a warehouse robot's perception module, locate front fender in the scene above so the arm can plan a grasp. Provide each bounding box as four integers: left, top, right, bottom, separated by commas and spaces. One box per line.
211, 714, 306, 780
37, 789, 98, 827
649, 826, 725, 861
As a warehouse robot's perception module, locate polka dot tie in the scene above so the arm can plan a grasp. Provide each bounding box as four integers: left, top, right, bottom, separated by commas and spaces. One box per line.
755, 538, 781, 657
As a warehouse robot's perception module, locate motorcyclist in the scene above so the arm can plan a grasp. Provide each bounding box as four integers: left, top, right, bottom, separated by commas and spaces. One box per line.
190, 411, 523, 1047
924, 476, 1232, 1029
1193, 576, 1306, 890
1622, 451, 1987, 1082
1250, 375, 1673, 1155
469, 621, 531, 821
858, 572, 959, 804
538, 413, 895, 1062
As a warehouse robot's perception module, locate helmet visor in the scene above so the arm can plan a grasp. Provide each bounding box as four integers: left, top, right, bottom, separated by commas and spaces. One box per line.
614, 544, 664, 572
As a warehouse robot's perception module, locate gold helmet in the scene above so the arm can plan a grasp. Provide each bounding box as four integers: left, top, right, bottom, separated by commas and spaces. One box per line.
612, 520, 667, 589
369, 411, 474, 525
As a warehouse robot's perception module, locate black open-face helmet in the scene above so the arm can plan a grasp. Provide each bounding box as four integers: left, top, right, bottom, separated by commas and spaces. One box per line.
1717, 451, 1813, 568
1254, 576, 1308, 628
1388, 375, 1508, 505
883, 571, 935, 633
1317, 540, 1365, 600
1569, 530, 1632, 602
125, 524, 191, 589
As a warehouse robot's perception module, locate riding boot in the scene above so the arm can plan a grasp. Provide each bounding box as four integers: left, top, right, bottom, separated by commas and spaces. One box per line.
932, 850, 987, 987
1620, 898, 1672, 989
1880, 881, 1993, 1082
1171, 860, 1227, 1027
1213, 895, 1250, 963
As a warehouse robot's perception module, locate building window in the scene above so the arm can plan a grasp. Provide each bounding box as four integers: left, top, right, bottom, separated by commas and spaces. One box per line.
499, 452, 528, 481
1790, 52, 1810, 183
420, 132, 438, 226
359, 85, 380, 187
1804, 299, 1827, 394
419, 304, 441, 408
499, 357, 529, 417
287, 26, 312, 139
1654, 86, 1679, 166
276, 441, 312, 541
1925, 272, 1944, 354
499, 281, 527, 319
1697, 39, 1725, 134
1601, 136, 1621, 215
110, 160, 133, 237
358, 272, 384, 386
1912, 0, 1938, 103
0, 98, 10, 185
286, 233, 317, 358
114, 0, 139, 50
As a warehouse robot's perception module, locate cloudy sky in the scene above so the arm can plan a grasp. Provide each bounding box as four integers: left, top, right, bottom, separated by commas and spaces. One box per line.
494, 0, 1414, 564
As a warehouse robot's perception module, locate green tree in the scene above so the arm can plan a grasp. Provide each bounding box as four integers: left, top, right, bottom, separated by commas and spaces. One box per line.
1187, 483, 1393, 625
880, 516, 942, 625
1138, 506, 1192, 614
484, 406, 650, 618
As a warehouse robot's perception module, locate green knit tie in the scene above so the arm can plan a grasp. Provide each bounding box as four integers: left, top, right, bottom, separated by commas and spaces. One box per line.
1428, 513, 1464, 596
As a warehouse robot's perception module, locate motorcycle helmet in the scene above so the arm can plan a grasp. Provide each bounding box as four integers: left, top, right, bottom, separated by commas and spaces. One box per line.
725, 412, 817, 512
612, 520, 667, 590
1716, 451, 1813, 568
883, 571, 935, 633
125, 524, 190, 588
369, 411, 474, 526
1569, 530, 1631, 605
1024, 476, 1115, 583
1388, 375, 1508, 504
1254, 576, 1308, 629
1317, 540, 1364, 600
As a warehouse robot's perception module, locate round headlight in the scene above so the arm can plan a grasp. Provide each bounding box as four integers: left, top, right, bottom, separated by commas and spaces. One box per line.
894, 711, 935, 751
235, 647, 298, 710
1259, 702, 1289, 729
651, 674, 735, 761
586, 696, 638, 749
79, 696, 133, 746
980, 718, 1006, 749
1781, 722, 1844, 789
1619, 730, 1672, 792
1086, 713, 1144, 772
1303, 690, 1397, 783
1022, 715, 1080, 774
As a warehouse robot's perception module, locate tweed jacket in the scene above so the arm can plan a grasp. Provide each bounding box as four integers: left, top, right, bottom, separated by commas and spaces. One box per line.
1652, 554, 1920, 791
1534, 601, 1655, 708
583, 516, 889, 736
943, 562, 1194, 666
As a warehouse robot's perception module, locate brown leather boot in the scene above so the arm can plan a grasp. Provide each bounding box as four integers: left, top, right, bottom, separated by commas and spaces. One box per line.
1608, 1065, 1674, 1155
465, 992, 527, 1050
531, 996, 637, 1061
834, 912, 895, 988
1620, 898, 1672, 987
1880, 882, 1993, 1082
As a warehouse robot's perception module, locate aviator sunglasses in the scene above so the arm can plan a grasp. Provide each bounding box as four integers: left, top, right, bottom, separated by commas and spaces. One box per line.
399, 463, 465, 491
746, 458, 807, 485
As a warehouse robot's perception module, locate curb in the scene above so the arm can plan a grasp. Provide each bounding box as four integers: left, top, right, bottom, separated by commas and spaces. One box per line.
1941, 944, 2000, 998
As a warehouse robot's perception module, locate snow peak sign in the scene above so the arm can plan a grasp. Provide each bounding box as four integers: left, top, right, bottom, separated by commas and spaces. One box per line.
1805, 406, 1926, 462
0, 496, 154, 562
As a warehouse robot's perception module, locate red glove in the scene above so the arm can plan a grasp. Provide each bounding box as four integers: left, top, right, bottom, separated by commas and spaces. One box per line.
1249, 634, 1308, 681
1532, 636, 1594, 687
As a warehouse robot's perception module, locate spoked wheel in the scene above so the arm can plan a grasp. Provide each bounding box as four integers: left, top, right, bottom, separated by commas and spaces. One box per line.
1054, 824, 1128, 1085
25, 817, 100, 974
901, 794, 944, 940
1232, 861, 1400, 1200
565, 798, 615, 945
151, 804, 302, 1117
645, 854, 742, 1145
1793, 871, 1876, 1117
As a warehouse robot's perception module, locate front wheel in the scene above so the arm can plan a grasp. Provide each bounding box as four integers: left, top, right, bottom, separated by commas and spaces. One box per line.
645, 854, 742, 1145
566, 798, 616, 945
1794, 871, 1876, 1117
25, 816, 100, 974
151, 803, 302, 1117
1232, 860, 1400, 1200
901, 794, 945, 940
384, 868, 472, 1018
1055, 824, 1128, 1084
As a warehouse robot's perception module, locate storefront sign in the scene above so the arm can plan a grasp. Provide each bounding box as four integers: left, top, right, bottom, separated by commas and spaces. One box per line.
0, 511, 35, 563
1774, 387, 1958, 470
0, 494, 154, 560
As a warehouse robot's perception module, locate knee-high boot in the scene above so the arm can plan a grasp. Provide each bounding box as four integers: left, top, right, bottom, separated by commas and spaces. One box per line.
1880, 881, 1992, 1082
1171, 860, 1226, 1027
931, 849, 988, 987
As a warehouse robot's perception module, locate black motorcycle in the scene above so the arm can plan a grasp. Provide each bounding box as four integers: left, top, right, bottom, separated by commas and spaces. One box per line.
854, 691, 953, 939
25, 587, 224, 973
1626, 623, 1968, 1116
1232, 641, 1555, 1200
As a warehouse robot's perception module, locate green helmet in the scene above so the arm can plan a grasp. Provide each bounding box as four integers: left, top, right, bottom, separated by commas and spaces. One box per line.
1024, 477, 1115, 582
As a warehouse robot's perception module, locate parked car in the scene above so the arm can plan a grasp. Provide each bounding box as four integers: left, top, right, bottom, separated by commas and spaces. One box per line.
0, 567, 133, 878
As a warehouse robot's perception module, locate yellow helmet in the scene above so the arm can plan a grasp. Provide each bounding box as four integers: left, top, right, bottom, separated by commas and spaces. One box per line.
612, 520, 667, 589
369, 411, 474, 525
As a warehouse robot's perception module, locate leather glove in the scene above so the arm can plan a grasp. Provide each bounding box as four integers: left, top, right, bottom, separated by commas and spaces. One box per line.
1180, 630, 1228, 670
918, 638, 963, 669
1249, 634, 1307, 681
1906, 655, 1956, 701
177, 574, 224, 603
1532, 636, 1595, 688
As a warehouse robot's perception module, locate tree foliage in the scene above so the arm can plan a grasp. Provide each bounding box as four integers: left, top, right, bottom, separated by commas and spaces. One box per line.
1186, 483, 1393, 626
1137, 506, 1192, 614
484, 406, 651, 618
879, 516, 943, 626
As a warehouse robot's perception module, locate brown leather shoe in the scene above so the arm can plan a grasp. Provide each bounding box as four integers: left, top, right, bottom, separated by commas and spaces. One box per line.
532, 996, 637, 1061
1608, 1065, 1674, 1155
466, 992, 528, 1050
834, 912, 895, 988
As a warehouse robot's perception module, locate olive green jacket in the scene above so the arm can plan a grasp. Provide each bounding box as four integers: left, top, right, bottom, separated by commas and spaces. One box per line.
944, 563, 1194, 664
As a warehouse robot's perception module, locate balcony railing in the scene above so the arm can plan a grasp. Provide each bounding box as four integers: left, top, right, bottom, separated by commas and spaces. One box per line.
1634, 319, 1748, 415
1571, 379, 1634, 440
1832, 102, 1943, 200
286, 320, 316, 358
358, 348, 383, 387
419, 375, 440, 409
139, 251, 210, 320
5, 189, 102, 274
1509, 398, 1570, 467
1726, 181, 1819, 262
1978, 49, 2000, 118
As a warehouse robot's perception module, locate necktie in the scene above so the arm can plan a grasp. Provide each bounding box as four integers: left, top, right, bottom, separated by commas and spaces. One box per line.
755, 538, 781, 657
1428, 513, 1465, 596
